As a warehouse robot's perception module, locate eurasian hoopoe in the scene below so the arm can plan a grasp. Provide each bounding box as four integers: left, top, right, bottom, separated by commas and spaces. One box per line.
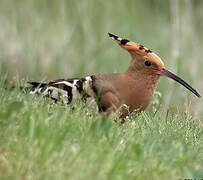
25, 33, 200, 118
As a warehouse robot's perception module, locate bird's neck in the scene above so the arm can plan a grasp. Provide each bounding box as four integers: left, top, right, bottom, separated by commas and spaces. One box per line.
124, 66, 160, 93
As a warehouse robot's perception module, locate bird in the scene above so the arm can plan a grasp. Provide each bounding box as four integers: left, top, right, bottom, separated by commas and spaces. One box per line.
23, 33, 201, 119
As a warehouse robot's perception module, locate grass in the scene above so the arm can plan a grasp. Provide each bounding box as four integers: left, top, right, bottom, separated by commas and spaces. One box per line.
0, 84, 202, 180
0, 0, 203, 179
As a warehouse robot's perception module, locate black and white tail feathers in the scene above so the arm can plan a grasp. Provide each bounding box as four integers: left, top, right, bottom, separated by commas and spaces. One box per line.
26, 76, 97, 104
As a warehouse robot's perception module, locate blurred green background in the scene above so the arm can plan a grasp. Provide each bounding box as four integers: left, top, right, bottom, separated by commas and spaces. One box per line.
0, 0, 202, 117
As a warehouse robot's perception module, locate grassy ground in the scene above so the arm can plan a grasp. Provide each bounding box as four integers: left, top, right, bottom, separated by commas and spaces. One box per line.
0, 84, 202, 180
0, 0, 203, 179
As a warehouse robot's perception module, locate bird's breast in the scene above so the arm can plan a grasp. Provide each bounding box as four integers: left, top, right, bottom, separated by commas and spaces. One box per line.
117, 74, 160, 112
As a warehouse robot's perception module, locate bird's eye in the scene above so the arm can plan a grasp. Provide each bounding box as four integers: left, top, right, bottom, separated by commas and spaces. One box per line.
144, 60, 151, 67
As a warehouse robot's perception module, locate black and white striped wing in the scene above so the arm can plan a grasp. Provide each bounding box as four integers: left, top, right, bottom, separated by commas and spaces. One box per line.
28, 76, 96, 104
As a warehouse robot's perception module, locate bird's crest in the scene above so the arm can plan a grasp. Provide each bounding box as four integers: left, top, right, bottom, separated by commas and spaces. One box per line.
108, 33, 153, 56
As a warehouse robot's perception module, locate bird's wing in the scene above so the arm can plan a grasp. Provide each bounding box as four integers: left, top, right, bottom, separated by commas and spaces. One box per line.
27, 76, 96, 104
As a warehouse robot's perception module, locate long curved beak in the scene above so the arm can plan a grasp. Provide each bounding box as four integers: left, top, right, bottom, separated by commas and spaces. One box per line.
160, 68, 201, 98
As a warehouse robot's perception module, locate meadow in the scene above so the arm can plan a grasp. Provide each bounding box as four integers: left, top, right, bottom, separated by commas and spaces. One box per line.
0, 0, 203, 179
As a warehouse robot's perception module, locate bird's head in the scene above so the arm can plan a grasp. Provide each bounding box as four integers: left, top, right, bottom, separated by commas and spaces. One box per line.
108, 33, 201, 98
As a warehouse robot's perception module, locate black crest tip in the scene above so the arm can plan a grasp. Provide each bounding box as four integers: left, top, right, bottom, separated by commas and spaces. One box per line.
108, 33, 118, 40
